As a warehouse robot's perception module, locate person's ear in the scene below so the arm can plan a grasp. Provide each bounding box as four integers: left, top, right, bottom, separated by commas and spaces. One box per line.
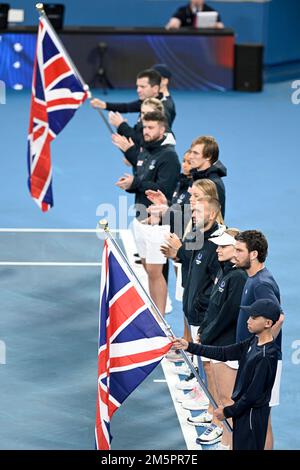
265, 319, 273, 328
250, 250, 258, 262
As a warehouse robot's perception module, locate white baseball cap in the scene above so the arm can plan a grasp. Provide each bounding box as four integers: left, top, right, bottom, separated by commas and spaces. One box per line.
209, 232, 236, 246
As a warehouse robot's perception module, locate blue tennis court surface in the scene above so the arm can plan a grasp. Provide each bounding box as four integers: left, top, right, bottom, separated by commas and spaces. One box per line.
0, 83, 299, 449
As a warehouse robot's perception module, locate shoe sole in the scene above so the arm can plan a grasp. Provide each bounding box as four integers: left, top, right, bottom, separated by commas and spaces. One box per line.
196, 436, 222, 445
166, 357, 184, 363
182, 403, 209, 411
175, 384, 196, 391
174, 370, 190, 376
187, 419, 212, 427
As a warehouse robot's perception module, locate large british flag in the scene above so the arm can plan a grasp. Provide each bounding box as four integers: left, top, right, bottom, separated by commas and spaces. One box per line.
27, 16, 89, 211
96, 239, 172, 450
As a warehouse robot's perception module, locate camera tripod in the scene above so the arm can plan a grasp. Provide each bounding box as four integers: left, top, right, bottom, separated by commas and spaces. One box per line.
90, 42, 114, 94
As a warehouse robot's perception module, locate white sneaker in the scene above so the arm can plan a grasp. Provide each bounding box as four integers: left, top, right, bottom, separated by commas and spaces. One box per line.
215, 443, 230, 450
175, 377, 198, 391
173, 364, 190, 376
166, 351, 184, 363
175, 386, 199, 403
187, 411, 213, 427
196, 424, 223, 445
181, 387, 209, 410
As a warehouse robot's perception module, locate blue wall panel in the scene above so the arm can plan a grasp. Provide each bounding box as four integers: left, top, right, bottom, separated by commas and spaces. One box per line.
265, 0, 300, 64
7, 1, 300, 66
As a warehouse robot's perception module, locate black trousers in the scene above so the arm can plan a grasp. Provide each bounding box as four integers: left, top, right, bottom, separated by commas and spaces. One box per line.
233, 405, 270, 450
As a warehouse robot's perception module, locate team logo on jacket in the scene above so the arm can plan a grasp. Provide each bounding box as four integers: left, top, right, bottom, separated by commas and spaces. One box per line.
195, 253, 203, 265
149, 160, 156, 170
218, 280, 226, 293
177, 194, 185, 204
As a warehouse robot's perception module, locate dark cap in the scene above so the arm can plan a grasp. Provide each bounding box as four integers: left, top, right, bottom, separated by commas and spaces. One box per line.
240, 298, 281, 323
152, 63, 172, 79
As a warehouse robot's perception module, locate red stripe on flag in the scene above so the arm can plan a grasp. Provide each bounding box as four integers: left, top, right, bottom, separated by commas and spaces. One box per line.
29, 98, 48, 126
44, 56, 71, 89
33, 126, 46, 141
41, 202, 50, 212
109, 286, 145, 336
30, 133, 53, 198
108, 400, 118, 418
95, 386, 110, 450
110, 343, 172, 369
47, 97, 84, 108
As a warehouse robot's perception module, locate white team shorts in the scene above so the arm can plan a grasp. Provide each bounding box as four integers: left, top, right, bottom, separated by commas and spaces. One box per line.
211, 359, 239, 370
269, 359, 282, 407
173, 261, 184, 301
132, 218, 170, 264
190, 325, 210, 362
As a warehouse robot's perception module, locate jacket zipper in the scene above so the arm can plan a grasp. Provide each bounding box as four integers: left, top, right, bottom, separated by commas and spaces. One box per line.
249, 408, 253, 431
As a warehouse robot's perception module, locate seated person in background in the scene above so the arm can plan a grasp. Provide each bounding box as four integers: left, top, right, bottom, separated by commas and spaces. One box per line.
166, 0, 224, 29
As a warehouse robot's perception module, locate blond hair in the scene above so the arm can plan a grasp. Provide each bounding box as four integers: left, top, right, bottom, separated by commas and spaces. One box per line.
142, 97, 164, 113
192, 179, 224, 225
224, 228, 240, 238
183, 179, 224, 239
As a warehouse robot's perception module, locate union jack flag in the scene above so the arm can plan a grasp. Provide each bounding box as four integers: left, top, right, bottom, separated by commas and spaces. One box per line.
96, 239, 172, 450
27, 16, 89, 211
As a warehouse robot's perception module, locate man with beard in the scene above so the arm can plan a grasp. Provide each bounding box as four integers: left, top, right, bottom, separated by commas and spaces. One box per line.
234, 230, 284, 450
161, 196, 221, 416
114, 111, 180, 316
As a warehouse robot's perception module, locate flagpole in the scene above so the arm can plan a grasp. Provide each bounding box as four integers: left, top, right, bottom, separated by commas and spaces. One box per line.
99, 219, 232, 434
35, 3, 113, 134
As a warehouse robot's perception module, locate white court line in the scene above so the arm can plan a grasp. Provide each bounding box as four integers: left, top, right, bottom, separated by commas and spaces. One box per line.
118, 228, 202, 451
0, 228, 118, 233
161, 359, 202, 451
0, 227, 115, 267
0, 262, 102, 267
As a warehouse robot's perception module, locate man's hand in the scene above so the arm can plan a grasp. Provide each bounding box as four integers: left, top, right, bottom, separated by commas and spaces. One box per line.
147, 203, 168, 219
165, 17, 181, 30
160, 243, 178, 260
115, 173, 134, 190
164, 233, 182, 251
112, 134, 135, 153
90, 98, 107, 110
271, 312, 284, 340
172, 337, 189, 350
214, 406, 225, 421
145, 189, 167, 206
109, 111, 126, 128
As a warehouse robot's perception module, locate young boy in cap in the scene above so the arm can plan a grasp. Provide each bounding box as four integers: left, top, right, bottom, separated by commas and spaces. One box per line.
173, 298, 281, 450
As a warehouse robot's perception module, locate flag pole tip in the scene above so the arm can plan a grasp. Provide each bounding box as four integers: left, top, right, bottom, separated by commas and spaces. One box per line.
36, 3, 44, 12
99, 219, 109, 231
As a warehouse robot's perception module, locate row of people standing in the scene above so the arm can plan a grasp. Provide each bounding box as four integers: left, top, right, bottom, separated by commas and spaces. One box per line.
90, 65, 284, 451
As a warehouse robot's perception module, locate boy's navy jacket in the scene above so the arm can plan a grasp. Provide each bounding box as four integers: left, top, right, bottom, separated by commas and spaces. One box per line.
187, 335, 278, 419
